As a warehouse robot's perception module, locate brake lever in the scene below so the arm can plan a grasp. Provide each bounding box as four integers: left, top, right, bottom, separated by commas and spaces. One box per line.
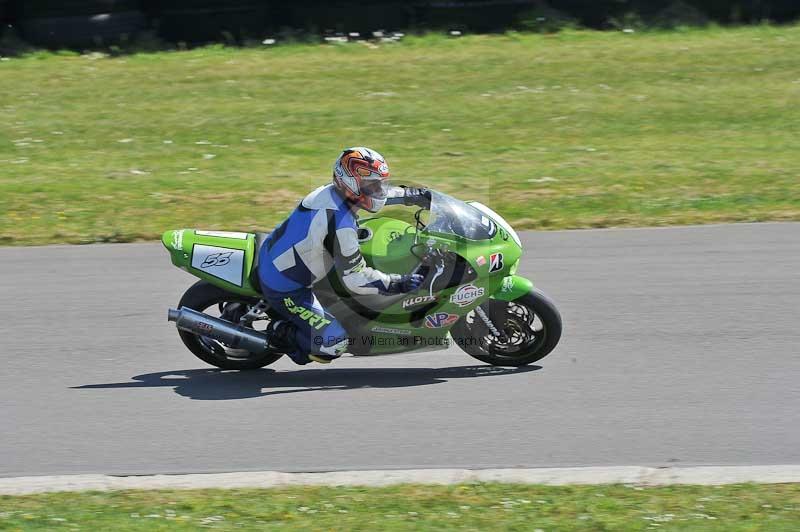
429, 259, 445, 298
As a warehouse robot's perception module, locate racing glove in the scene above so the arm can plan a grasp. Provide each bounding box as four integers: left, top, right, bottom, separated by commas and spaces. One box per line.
387, 273, 424, 294
402, 186, 432, 208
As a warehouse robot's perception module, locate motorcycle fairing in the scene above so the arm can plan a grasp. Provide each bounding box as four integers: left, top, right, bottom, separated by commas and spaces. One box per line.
162, 229, 261, 297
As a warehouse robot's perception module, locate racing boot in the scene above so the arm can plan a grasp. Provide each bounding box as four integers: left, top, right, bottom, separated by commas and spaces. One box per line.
308, 336, 349, 364
267, 320, 342, 365
266, 320, 308, 365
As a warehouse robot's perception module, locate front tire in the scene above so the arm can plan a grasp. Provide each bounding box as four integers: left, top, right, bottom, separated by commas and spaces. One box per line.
177, 281, 283, 370
450, 288, 562, 366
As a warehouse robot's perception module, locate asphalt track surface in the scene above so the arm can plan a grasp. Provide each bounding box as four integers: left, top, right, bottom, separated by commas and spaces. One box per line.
2, 223, 799, 478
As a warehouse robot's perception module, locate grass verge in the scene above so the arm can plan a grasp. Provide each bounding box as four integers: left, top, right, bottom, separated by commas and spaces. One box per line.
1, 482, 800, 530
1, 26, 799, 245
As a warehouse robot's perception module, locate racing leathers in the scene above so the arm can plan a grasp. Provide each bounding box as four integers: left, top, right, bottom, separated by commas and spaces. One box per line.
257, 184, 420, 364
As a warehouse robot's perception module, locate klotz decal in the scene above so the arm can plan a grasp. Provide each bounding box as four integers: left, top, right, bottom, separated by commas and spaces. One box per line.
402, 294, 437, 310
489, 252, 505, 273
450, 284, 485, 307
476, 255, 487, 267
171, 229, 184, 251
424, 312, 459, 329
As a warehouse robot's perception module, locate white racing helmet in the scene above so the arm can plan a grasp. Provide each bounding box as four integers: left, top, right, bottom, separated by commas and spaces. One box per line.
332, 147, 391, 213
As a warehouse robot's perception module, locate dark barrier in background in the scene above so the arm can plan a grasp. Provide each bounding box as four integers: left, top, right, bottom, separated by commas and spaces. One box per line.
274, 2, 412, 34
2, 1, 800, 48
692, 0, 799, 23
414, 0, 538, 32
143, 0, 269, 43
11, 0, 146, 47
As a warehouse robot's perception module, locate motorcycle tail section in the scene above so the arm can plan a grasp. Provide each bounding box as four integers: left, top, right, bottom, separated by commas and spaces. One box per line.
161, 229, 262, 297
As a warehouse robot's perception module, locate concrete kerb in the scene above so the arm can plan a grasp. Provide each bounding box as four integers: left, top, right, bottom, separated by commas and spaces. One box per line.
2, 466, 800, 495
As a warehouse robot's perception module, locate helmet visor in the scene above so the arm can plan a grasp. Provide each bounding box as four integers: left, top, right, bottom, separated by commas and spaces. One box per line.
361, 177, 390, 199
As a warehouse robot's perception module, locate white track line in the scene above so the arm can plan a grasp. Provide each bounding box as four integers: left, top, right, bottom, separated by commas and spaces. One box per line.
2, 466, 800, 495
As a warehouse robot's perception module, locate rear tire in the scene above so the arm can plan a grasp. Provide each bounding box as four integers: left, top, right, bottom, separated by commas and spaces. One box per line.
177, 280, 283, 370
450, 288, 562, 366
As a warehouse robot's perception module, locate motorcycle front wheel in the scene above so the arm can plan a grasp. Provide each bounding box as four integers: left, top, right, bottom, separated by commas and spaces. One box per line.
450, 288, 562, 366
176, 281, 284, 370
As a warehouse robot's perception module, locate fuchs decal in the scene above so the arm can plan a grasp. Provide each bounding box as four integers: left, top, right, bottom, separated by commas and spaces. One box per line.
450, 284, 485, 307
424, 312, 459, 329
402, 294, 437, 309
489, 252, 504, 273
476, 255, 487, 267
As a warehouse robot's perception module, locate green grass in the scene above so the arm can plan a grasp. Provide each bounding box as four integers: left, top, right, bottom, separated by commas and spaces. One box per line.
1, 26, 799, 245
1, 483, 799, 530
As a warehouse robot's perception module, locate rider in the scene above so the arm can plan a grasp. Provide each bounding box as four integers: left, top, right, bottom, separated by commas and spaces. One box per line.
258, 147, 430, 365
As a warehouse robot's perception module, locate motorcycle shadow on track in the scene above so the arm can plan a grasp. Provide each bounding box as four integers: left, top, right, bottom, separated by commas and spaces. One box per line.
73, 365, 541, 401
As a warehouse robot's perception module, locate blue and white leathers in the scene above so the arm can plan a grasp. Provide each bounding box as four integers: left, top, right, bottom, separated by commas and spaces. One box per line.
258, 185, 401, 363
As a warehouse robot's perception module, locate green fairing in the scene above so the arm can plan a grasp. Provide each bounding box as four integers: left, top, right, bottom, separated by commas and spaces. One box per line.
161, 229, 260, 297
492, 275, 534, 302
162, 190, 534, 355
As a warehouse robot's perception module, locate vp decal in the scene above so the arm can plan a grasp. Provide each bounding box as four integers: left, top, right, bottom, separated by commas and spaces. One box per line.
424, 312, 459, 329
450, 284, 485, 307
191, 245, 244, 286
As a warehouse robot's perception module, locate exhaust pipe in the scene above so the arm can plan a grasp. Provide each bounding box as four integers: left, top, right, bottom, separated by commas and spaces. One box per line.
167, 307, 270, 353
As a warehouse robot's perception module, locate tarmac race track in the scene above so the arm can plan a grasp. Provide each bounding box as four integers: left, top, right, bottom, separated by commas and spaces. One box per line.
1, 223, 799, 477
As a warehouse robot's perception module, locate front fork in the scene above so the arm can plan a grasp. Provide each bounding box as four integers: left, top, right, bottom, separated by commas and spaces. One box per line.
477, 274, 534, 339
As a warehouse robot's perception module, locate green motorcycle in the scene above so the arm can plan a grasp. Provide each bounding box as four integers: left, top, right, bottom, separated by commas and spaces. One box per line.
162, 189, 562, 369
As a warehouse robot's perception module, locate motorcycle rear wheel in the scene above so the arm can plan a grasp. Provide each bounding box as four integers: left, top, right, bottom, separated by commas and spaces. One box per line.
177, 281, 284, 370
450, 288, 562, 366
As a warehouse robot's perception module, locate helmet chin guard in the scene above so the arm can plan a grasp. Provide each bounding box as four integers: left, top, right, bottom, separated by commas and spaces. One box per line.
333, 147, 390, 212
